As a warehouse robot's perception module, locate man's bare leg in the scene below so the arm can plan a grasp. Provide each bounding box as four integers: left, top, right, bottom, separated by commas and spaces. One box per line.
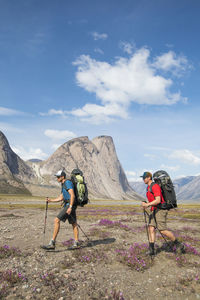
148, 225, 156, 243
148, 225, 156, 255
52, 217, 60, 241
72, 223, 79, 241
160, 230, 175, 241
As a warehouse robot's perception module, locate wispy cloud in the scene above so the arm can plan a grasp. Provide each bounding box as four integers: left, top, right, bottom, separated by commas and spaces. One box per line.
169, 149, 200, 165
40, 109, 67, 117
0, 106, 24, 116
25, 31, 46, 57
160, 164, 180, 172
91, 32, 108, 41
0, 122, 24, 133
120, 41, 135, 54
44, 129, 76, 140
94, 48, 104, 54
144, 153, 156, 160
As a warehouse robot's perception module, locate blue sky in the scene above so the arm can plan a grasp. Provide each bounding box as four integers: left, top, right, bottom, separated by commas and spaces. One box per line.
0, 0, 200, 181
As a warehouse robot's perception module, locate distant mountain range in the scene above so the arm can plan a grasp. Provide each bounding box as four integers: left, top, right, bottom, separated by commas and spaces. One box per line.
130, 175, 200, 202
0, 131, 143, 200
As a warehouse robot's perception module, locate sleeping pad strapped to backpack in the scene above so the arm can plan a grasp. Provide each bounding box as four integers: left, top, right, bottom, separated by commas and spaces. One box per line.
150, 170, 177, 210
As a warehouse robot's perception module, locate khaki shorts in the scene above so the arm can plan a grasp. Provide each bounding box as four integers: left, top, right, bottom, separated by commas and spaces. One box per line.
148, 209, 168, 231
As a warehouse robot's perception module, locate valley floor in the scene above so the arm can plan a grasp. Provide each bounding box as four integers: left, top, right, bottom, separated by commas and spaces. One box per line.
0, 195, 200, 299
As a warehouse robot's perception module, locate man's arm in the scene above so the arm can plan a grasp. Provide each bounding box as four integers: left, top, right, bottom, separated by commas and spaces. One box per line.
46, 194, 64, 203
142, 196, 161, 208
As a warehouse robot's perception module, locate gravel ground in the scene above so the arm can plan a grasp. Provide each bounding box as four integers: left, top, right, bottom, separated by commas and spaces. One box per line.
0, 197, 200, 300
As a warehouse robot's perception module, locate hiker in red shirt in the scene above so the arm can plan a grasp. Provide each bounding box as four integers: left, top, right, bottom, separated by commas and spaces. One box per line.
141, 171, 184, 256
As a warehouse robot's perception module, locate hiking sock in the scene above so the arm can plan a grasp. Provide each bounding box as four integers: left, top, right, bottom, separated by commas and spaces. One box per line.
149, 243, 154, 250
173, 239, 180, 245
149, 243, 155, 255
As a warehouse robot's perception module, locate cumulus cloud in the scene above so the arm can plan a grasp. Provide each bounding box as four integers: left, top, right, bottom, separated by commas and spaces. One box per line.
153, 51, 189, 76
12, 146, 48, 161
169, 149, 200, 165
71, 102, 128, 124
91, 32, 108, 40
40, 48, 189, 124
0, 107, 24, 116
71, 48, 188, 123
44, 129, 76, 140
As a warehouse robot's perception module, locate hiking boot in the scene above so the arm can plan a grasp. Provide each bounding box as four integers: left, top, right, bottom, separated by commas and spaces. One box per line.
71, 240, 80, 249
43, 239, 55, 250
173, 240, 185, 254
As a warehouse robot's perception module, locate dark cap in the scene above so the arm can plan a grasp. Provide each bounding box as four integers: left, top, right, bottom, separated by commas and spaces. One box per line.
140, 171, 152, 179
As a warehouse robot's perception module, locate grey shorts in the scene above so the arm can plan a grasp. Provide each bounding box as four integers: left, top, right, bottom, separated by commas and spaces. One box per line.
149, 209, 168, 231
57, 207, 77, 224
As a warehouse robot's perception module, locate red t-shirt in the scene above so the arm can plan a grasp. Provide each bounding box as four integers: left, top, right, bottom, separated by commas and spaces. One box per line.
146, 183, 165, 211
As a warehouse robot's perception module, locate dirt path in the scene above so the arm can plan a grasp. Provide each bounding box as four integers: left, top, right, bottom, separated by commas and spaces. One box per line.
0, 198, 200, 299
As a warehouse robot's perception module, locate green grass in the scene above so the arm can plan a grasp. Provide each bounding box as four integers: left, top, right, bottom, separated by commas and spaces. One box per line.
0, 203, 61, 209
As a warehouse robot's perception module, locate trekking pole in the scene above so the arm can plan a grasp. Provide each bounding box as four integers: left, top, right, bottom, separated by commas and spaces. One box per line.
151, 210, 174, 252
143, 209, 150, 243
70, 214, 90, 242
43, 200, 48, 244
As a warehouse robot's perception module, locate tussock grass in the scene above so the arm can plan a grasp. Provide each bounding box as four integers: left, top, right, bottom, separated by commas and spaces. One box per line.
182, 214, 200, 219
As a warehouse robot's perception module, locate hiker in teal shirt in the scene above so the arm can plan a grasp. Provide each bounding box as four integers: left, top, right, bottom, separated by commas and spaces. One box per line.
44, 170, 79, 250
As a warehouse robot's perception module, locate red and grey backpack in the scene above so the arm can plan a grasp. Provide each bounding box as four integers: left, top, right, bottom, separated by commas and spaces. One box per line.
149, 170, 177, 210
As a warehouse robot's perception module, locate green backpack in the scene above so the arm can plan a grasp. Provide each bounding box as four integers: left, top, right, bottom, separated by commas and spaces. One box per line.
70, 169, 88, 207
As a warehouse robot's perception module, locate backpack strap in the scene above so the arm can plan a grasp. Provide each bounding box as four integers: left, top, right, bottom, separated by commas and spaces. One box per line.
62, 180, 74, 205
148, 182, 156, 195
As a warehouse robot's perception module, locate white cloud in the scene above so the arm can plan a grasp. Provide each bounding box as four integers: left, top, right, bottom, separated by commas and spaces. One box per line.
40, 109, 67, 117
71, 102, 128, 124
153, 51, 189, 76
12, 146, 48, 161
160, 164, 180, 172
94, 48, 104, 55
72, 48, 188, 123
169, 149, 200, 165
144, 153, 156, 160
44, 129, 76, 140
0, 107, 24, 116
91, 32, 108, 40
125, 170, 148, 182
120, 41, 135, 54
148, 146, 172, 151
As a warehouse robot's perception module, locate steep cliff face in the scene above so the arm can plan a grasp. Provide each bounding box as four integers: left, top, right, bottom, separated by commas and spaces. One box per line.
0, 131, 142, 200
38, 136, 141, 200
0, 131, 33, 194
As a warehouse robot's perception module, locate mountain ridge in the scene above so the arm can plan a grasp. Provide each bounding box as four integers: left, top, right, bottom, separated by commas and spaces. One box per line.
0, 131, 143, 200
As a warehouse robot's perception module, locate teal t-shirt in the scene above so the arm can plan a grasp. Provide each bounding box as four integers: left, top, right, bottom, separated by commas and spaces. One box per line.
61, 180, 74, 207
